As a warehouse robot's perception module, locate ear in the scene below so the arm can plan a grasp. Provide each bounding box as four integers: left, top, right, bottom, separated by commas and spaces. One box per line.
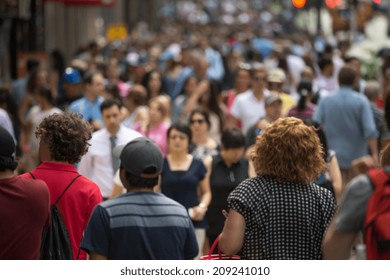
119, 168, 127, 187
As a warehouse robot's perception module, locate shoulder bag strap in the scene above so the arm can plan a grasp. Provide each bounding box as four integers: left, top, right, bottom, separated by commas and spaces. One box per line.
54, 175, 82, 205
29, 172, 36, 179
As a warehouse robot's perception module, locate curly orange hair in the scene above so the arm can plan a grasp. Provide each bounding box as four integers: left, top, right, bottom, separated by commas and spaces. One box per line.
253, 117, 326, 183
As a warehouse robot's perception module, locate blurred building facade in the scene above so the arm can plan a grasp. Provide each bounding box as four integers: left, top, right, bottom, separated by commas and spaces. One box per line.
0, 0, 163, 82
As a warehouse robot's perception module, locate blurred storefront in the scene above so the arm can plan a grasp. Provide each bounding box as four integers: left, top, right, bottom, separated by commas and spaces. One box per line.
0, 0, 161, 82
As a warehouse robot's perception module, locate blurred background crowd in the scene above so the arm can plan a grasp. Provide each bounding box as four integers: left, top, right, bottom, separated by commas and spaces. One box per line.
1, 0, 390, 259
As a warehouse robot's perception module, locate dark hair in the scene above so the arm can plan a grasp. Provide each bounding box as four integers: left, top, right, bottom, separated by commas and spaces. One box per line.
338, 66, 356, 87
311, 122, 329, 162
167, 123, 192, 145
189, 108, 211, 130
318, 57, 333, 72
26, 58, 40, 73
100, 98, 122, 113
36, 85, 55, 105
385, 95, 390, 128
105, 84, 122, 101
221, 128, 246, 149
296, 80, 313, 112
345, 56, 359, 64
50, 50, 65, 75
83, 71, 100, 85
123, 166, 159, 189
180, 75, 197, 95
141, 69, 164, 101
0, 157, 18, 172
26, 68, 46, 94
204, 80, 224, 132
35, 112, 92, 164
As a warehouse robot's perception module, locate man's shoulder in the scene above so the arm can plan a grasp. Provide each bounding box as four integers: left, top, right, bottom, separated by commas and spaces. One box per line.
77, 174, 100, 190
69, 97, 86, 110
91, 129, 108, 141
15, 175, 49, 195
119, 126, 143, 141
103, 192, 186, 210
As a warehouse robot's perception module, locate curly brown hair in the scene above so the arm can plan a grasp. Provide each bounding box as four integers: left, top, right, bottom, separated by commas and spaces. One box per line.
380, 143, 390, 167
35, 112, 92, 164
253, 117, 326, 184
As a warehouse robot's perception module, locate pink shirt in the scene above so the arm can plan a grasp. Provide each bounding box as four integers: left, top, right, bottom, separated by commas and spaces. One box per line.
135, 121, 169, 156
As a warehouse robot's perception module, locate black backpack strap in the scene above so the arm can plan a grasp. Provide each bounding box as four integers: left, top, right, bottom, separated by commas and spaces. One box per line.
54, 175, 82, 205
29, 172, 36, 179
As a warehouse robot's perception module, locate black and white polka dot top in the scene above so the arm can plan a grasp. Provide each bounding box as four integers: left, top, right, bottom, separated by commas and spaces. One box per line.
227, 176, 336, 260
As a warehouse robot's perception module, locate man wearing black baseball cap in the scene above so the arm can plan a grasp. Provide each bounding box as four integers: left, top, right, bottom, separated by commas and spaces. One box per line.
81, 137, 198, 260
0, 126, 50, 259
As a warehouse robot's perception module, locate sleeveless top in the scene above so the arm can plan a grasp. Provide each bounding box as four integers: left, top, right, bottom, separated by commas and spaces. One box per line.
206, 154, 250, 237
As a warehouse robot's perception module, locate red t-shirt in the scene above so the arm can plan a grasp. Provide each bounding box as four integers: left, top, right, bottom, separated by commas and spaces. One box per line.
21, 161, 102, 260
0, 176, 50, 259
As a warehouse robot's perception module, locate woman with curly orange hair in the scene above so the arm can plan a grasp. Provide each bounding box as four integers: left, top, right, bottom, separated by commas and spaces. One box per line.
219, 117, 336, 259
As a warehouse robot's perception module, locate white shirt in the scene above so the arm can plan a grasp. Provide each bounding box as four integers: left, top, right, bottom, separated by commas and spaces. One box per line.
78, 125, 142, 198
0, 108, 15, 140
231, 89, 270, 135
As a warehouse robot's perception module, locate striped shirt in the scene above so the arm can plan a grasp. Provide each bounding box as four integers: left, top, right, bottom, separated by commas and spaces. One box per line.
81, 192, 198, 260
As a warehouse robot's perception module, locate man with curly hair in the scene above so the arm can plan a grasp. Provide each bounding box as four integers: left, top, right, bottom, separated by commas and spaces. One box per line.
20, 112, 102, 260
219, 117, 336, 259
0, 126, 50, 259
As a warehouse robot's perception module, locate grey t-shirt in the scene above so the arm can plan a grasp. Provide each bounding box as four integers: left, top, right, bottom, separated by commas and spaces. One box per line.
335, 175, 373, 232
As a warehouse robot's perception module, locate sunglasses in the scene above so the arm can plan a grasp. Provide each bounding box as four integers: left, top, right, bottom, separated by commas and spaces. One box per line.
238, 63, 251, 71
190, 119, 206, 125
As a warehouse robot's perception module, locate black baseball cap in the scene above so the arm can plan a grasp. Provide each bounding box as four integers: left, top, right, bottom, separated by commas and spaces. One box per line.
113, 137, 163, 179
0, 126, 15, 159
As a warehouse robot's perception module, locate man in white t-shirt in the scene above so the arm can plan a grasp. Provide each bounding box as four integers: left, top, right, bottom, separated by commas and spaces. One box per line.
231, 63, 270, 135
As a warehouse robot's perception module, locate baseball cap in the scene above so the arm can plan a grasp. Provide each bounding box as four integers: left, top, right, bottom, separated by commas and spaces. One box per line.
0, 126, 15, 159
267, 68, 286, 83
113, 137, 163, 179
64, 67, 82, 84
265, 95, 282, 106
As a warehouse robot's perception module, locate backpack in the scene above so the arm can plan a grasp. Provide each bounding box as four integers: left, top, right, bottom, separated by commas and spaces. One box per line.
30, 172, 81, 260
365, 167, 390, 260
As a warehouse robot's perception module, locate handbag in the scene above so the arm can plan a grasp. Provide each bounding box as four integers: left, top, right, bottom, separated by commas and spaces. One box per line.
200, 235, 241, 260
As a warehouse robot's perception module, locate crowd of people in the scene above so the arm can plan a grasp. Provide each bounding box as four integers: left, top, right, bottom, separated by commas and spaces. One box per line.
1, 4, 390, 259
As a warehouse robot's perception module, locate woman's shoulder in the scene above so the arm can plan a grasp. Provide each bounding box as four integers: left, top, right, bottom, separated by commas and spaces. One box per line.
311, 183, 336, 205
233, 176, 265, 193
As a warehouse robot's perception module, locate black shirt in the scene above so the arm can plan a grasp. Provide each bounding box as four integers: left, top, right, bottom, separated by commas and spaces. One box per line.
206, 154, 250, 238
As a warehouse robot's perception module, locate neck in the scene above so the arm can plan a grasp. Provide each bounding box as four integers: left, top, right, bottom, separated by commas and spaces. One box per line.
221, 155, 232, 168
41, 102, 53, 110
86, 92, 97, 102
252, 88, 264, 99
236, 86, 248, 93
126, 187, 154, 193
169, 152, 188, 161
192, 134, 208, 145
148, 120, 160, 129
0, 170, 14, 180
108, 126, 120, 136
